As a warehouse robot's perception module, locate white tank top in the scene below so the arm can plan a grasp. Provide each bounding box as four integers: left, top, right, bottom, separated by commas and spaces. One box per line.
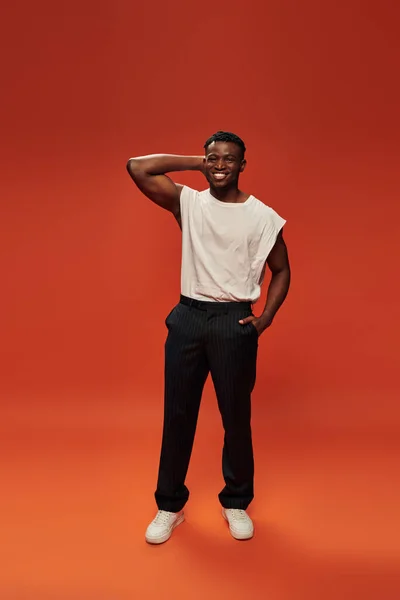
180, 186, 286, 303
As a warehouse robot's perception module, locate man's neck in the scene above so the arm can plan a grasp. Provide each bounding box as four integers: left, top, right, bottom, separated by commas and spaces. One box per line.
209, 186, 249, 204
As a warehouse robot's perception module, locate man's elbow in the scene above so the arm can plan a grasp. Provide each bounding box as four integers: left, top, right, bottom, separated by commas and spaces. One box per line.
126, 157, 141, 177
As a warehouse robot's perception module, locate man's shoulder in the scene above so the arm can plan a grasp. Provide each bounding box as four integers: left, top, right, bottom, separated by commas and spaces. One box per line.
249, 196, 286, 229
250, 194, 275, 213
181, 185, 204, 195
181, 186, 209, 201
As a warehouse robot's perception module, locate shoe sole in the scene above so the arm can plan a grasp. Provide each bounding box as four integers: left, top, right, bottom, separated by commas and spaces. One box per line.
145, 513, 185, 545
222, 508, 254, 540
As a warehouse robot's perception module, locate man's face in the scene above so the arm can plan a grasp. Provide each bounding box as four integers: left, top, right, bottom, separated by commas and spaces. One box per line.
203, 141, 246, 188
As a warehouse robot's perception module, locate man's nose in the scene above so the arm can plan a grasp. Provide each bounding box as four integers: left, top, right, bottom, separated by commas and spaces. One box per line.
216, 159, 225, 170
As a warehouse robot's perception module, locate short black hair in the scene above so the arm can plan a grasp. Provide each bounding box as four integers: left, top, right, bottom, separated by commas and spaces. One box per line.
203, 131, 246, 156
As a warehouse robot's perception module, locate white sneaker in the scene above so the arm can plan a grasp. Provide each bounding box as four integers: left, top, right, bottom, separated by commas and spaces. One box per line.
145, 510, 185, 544
222, 508, 254, 540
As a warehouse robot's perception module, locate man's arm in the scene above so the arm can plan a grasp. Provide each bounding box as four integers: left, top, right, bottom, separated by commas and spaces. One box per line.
126, 154, 204, 222
240, 229, 291, 335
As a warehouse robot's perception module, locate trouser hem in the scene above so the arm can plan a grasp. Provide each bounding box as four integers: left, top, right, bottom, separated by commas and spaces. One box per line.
219, 498, 253, 510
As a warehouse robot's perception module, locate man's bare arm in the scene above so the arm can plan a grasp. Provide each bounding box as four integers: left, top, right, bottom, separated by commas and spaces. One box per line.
260, 229, 291, 327
126, 154, 204, 220
239, 229, 291, 334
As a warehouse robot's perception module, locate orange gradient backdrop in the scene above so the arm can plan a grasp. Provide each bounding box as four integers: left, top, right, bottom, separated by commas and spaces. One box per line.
1, 1, 399, 599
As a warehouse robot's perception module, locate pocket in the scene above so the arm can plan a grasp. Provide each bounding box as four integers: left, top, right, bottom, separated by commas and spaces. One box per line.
165, 306, 177, 328
248, 321, 259, 337
238, 311, 258, 338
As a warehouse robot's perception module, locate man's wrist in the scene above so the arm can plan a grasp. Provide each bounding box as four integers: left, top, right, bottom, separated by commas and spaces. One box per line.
259, 312, 273, 328
190, 156, 205, 172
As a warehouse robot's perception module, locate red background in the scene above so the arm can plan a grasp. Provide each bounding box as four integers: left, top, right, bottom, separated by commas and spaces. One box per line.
1, 1, 399, 598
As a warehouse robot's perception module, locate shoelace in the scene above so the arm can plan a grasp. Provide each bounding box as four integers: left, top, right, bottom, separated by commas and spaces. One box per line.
227, 509, 248, 521
153, 510, 173, 525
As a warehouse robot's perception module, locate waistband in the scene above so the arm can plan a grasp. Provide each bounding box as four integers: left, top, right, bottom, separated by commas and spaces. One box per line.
180, 295, 252, 311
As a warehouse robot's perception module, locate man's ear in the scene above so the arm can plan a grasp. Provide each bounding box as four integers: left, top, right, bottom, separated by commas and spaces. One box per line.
240, 159, 247, 173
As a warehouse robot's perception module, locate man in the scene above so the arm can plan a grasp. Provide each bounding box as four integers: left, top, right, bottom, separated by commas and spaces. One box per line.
126, 131, 290, 544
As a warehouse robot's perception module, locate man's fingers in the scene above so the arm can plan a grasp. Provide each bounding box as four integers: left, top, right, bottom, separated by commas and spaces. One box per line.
239, 317, 253, 325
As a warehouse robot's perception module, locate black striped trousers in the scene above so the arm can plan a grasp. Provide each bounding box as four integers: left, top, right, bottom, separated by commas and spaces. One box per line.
155, 295, 258, 512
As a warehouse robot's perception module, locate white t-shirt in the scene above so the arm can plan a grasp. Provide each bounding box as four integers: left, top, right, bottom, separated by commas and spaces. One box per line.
180, 186, 286, 303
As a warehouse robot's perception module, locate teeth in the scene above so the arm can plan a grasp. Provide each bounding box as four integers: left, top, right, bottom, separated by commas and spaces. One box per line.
214, 173, 226, 179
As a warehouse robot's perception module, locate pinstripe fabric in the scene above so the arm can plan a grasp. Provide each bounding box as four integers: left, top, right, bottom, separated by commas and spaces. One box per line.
155, 296, 258, 512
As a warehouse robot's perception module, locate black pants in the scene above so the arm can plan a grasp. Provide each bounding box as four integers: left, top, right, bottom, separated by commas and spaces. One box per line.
154, 295, 259, 512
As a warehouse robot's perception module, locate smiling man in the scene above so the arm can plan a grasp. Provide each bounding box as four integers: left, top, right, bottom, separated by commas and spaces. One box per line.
126, 131, 290, 544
